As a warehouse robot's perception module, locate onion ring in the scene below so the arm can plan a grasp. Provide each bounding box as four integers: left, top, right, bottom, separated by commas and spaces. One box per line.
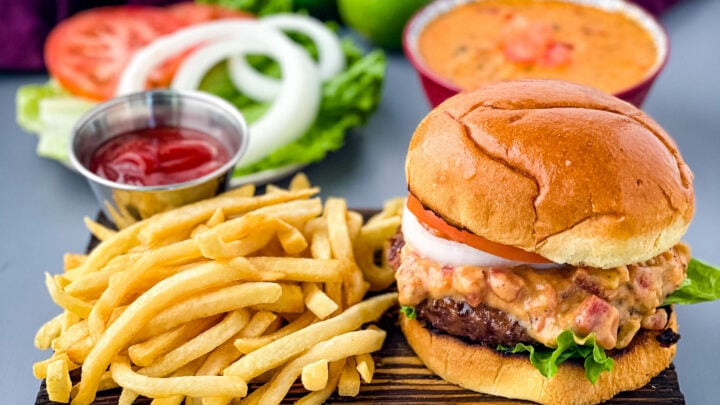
228, 14, 345, 102
401, 206, 561, 269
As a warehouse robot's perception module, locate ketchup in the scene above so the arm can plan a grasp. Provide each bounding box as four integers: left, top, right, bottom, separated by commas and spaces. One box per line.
89, 127, 231, 186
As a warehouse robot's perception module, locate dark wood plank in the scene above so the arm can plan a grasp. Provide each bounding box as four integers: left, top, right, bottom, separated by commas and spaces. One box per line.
36, 210, 685, 404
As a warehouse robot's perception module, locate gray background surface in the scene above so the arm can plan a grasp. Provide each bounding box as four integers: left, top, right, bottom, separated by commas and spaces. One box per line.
1, 0, 719, 403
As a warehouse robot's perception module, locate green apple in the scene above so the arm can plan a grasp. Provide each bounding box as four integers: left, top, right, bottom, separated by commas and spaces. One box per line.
338, 0, 431, 49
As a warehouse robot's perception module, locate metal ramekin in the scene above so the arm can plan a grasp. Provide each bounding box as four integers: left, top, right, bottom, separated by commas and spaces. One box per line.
69, 90, 248, 227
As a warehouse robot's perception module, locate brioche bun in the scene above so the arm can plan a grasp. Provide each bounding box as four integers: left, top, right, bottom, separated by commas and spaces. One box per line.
405, 80, 694, 268
400, 310, 678, 405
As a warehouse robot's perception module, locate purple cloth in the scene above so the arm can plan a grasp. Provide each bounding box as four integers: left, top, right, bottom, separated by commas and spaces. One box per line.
0, 0, 183, 71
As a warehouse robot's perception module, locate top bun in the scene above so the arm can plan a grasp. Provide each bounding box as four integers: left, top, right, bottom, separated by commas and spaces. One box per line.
406, 80, 694, 268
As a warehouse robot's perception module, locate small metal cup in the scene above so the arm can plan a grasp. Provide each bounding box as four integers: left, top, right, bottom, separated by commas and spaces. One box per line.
69, 90, 248, 228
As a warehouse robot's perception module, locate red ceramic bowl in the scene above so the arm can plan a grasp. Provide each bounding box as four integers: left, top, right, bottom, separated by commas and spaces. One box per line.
403, 0, 670, 107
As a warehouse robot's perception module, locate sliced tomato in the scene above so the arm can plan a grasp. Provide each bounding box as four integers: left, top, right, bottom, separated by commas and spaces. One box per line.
166, 3, 255, 25
146, 3, 255, 88
406, 193, 552, 264
45, 6, 185, 101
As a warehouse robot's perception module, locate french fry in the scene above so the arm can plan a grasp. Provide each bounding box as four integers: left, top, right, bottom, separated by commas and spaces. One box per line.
325, 198, 369, 306
137, 282, 281, 341
65, 334, 94, 364
302, 282, 338, 319
84, 217, 117, 241
251, 283, 305, 314
338, 356, 360, 397
140, 309, 250, 377
310, 225, 332, 260
150, 355, 208, 405
44, 273, 92, 319
346, 211, 364, 244
295, 360, 345, 405
34, 313, 64, 350
33, 353, 79, 380
88, 239, 203, 340
197, 311, 277, 379
46, 357, 72, 403
233, 311, 316, 355
257, 329, 386, 404
224, 293, 397, 380
111, 355, 248, 399
74, 260, 256, 404
301, 359, 328, 391
289, 173, 311, 191
51, 320, 88, 352
74, 219, 145, 277
129, 316, 221, 367
63, 253, 87, 272
248, 257, 344, 283
355, 353, 375, 383
138, 188, 319, 245
64, 254, 134, 299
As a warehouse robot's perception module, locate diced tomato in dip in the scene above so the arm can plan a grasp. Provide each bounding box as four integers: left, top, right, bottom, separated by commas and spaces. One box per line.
395, 242, 690, 350
89, 127, 231, 186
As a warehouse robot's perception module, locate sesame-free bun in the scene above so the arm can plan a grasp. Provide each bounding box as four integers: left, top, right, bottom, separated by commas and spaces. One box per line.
400, 310, 678, 405
406, 80, 694, 268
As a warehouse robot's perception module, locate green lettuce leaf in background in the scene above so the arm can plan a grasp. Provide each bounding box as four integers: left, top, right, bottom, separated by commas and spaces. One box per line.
16, 81, 95, 162
498, 330, 614, 384
664, 258, 720, 305
197, 0, 293, 16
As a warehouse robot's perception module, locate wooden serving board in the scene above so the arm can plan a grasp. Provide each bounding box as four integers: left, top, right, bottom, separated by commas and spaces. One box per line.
36, 211, 685, 404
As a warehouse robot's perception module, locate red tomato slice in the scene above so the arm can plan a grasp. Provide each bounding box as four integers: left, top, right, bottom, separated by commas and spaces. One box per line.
45, 6, 185, 101
406, 193, 552, 264
166, 2, 255, 25
146, 3, 255, 88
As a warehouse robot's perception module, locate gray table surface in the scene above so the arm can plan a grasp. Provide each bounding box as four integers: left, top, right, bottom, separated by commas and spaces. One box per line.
2, 1, 719, 403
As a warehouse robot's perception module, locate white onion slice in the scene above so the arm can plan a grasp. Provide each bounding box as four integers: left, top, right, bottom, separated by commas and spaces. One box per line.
172, 33, 320, 168
402, 206, 560, 269
117, 20, 256, 95
116, 20, 321, 169
228, 13, 345, 102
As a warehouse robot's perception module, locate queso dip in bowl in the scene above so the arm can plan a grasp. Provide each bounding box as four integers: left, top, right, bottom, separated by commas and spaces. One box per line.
404, 0, 668, 107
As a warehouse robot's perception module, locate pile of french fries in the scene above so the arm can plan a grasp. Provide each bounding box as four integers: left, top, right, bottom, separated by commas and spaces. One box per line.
34, 174, 404, 405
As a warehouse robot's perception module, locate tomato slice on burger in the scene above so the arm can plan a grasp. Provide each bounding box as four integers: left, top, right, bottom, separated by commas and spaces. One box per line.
44, 6, 185, 101
407, 193, 552, 264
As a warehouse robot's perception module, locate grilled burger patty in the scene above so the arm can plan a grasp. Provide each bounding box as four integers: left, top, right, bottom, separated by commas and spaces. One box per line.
416, 297, 533, 347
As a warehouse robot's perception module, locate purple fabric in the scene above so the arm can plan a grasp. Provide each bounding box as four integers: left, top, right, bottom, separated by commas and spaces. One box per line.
631, 0, 681, 15
0, 0, 184, 71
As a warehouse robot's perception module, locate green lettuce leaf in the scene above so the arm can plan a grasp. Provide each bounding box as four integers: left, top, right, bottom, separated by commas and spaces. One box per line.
664, 258, 720, 305
197, 0, 292, 16
400, 305, 416, 319
16, 82, 95, 162
498, 330, 614, 384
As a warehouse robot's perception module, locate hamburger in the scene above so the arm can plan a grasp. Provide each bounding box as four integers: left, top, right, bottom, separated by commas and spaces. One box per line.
390, 80, 696, 404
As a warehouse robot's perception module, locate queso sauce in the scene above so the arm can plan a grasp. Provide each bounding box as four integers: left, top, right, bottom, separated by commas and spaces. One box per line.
418, 0, 659, 94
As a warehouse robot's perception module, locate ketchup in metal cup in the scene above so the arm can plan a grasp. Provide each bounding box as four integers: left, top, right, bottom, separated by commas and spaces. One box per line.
89, 127, 231, 186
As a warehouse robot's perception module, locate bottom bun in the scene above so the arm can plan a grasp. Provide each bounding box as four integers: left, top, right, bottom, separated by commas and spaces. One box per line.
400, 310, 678, 405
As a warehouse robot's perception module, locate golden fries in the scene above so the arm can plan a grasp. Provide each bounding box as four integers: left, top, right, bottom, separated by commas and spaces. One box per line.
34, 175, 403, 404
